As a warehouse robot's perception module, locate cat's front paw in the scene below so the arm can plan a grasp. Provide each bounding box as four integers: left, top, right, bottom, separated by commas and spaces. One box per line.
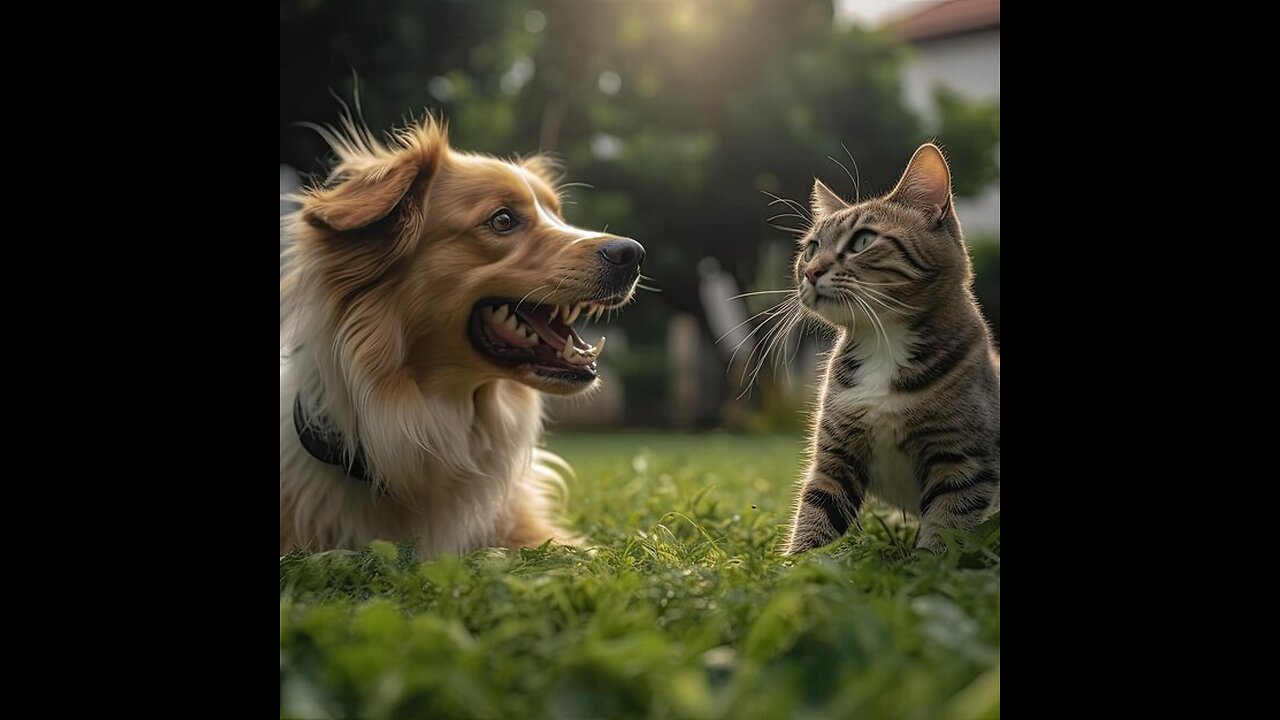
914, 530, 944, 554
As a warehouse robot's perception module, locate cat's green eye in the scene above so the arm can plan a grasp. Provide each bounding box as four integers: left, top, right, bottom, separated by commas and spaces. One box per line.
803, 242, 818, 261
850, 229, 876, 253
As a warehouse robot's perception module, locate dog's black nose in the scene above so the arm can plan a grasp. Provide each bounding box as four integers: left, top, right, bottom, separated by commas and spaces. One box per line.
599, 238, 645, 270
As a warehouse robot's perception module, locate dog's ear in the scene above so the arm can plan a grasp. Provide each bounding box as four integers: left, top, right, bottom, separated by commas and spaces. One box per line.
303, 159, 425, 232
520, 154, 564, 187
301, 122, 446, 233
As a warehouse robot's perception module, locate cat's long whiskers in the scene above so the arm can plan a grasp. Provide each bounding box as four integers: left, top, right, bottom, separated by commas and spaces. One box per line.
764, 197, 805, 215
717, 296, 795, 344
727, 298, 799, 371
852, 293, 896, 366
840, 142, 862, 203
774, 308, 808, 369
855, 293, 889, 349
769, 223, 808, 237
740, 298, 802, 393
834, 281, 920, 313
726, 289, 794, 300
741, 303, 792, 378
853, 282, 920, 312
859, 288, 919, 314
760, 190, 811, 222
851, 294, 884, 353
767, 213, 809, 224
782, 311, 811, 367
837, 293, 861, 334
741, 303, 800, 396
762, 304, 803, 371
830, 275, 919, 312
828, 154, 858, 197
859, 293, 908, 315
847, 278, 913, 287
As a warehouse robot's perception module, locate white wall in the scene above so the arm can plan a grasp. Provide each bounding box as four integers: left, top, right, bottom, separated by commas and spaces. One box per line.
902, 29, 1001, 124
955, 183, 999, 238
901, 28, 999, 236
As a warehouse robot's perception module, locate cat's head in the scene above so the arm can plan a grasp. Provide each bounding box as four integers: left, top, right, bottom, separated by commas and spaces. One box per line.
794, 143, 970, 330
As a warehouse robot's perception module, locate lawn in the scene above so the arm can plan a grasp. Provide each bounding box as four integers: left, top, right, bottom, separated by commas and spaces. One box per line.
280, 433, 1001, 719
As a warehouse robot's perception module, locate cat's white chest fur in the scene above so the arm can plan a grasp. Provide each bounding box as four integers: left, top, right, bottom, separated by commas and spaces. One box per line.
827, 323, 921, 514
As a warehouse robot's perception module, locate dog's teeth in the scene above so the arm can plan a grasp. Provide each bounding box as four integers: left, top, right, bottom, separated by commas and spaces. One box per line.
504, 314, 518, 330
594, 336, 606, 356
565, 304, 582, 325
561, 341, 573, 360
548, 305, 559, 321
494, 305, 509, 322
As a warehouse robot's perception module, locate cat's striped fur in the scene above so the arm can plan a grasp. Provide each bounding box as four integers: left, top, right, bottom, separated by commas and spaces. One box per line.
784, 144, 999, 554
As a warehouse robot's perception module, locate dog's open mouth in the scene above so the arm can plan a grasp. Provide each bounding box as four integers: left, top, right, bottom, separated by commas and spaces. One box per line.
469, 298, 621, 385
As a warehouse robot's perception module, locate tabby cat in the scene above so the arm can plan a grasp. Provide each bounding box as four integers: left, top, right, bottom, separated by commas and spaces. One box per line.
784, 144, 1000, 554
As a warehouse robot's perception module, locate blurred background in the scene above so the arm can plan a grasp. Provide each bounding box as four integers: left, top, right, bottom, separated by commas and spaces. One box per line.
280, 0, 1000, 432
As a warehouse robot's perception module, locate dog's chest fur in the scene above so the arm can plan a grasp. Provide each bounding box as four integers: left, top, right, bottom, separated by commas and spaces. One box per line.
280, 360, 534, 555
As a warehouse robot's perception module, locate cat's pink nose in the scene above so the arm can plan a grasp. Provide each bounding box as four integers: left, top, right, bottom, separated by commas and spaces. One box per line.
805, 266, 826, 285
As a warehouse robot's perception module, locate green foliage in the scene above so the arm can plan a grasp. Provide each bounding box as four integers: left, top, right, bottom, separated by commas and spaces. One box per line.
280, 1, 1002, 425
281, 434, 1000, 719
968, 240, 1000, 345
931, 88, 1001, 199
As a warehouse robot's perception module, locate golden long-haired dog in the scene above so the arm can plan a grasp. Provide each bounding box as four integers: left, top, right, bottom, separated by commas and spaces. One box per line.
280, 114, 644, 556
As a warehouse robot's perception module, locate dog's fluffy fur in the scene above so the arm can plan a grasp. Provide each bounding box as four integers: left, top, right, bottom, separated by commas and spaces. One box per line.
280, 115, 640, 556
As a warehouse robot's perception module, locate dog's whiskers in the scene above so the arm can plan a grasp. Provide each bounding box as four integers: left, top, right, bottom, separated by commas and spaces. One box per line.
536, 274, 575, 307
515, 285, 550, 313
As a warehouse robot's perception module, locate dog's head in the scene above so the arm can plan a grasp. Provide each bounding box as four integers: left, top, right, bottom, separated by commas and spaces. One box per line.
289, 117, 643, 397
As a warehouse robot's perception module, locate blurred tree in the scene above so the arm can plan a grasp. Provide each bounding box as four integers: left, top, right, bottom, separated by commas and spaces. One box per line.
930, 87, 1000, 198
280, 0, 1001, 426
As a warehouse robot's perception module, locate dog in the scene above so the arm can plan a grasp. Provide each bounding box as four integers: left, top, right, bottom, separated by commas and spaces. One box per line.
280, 114, 644, 556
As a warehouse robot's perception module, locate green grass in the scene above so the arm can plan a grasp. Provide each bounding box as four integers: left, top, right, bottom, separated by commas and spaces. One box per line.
280, 433, 1000, 719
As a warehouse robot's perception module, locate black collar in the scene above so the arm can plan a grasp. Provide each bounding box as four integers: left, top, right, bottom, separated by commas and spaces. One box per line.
293, 394, 374, 485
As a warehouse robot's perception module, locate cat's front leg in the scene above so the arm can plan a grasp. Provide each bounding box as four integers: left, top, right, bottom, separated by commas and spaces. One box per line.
915, 467, 999, 552
784, 444, 868, 554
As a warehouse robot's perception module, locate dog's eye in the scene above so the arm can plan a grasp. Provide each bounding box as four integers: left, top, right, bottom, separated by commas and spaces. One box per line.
487, 209, 519, 234
803, 242, 819, 261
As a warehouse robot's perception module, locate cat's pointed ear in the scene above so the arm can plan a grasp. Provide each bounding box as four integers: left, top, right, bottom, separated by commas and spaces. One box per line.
888, 143, 952, 224
811, 178, 847, 219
